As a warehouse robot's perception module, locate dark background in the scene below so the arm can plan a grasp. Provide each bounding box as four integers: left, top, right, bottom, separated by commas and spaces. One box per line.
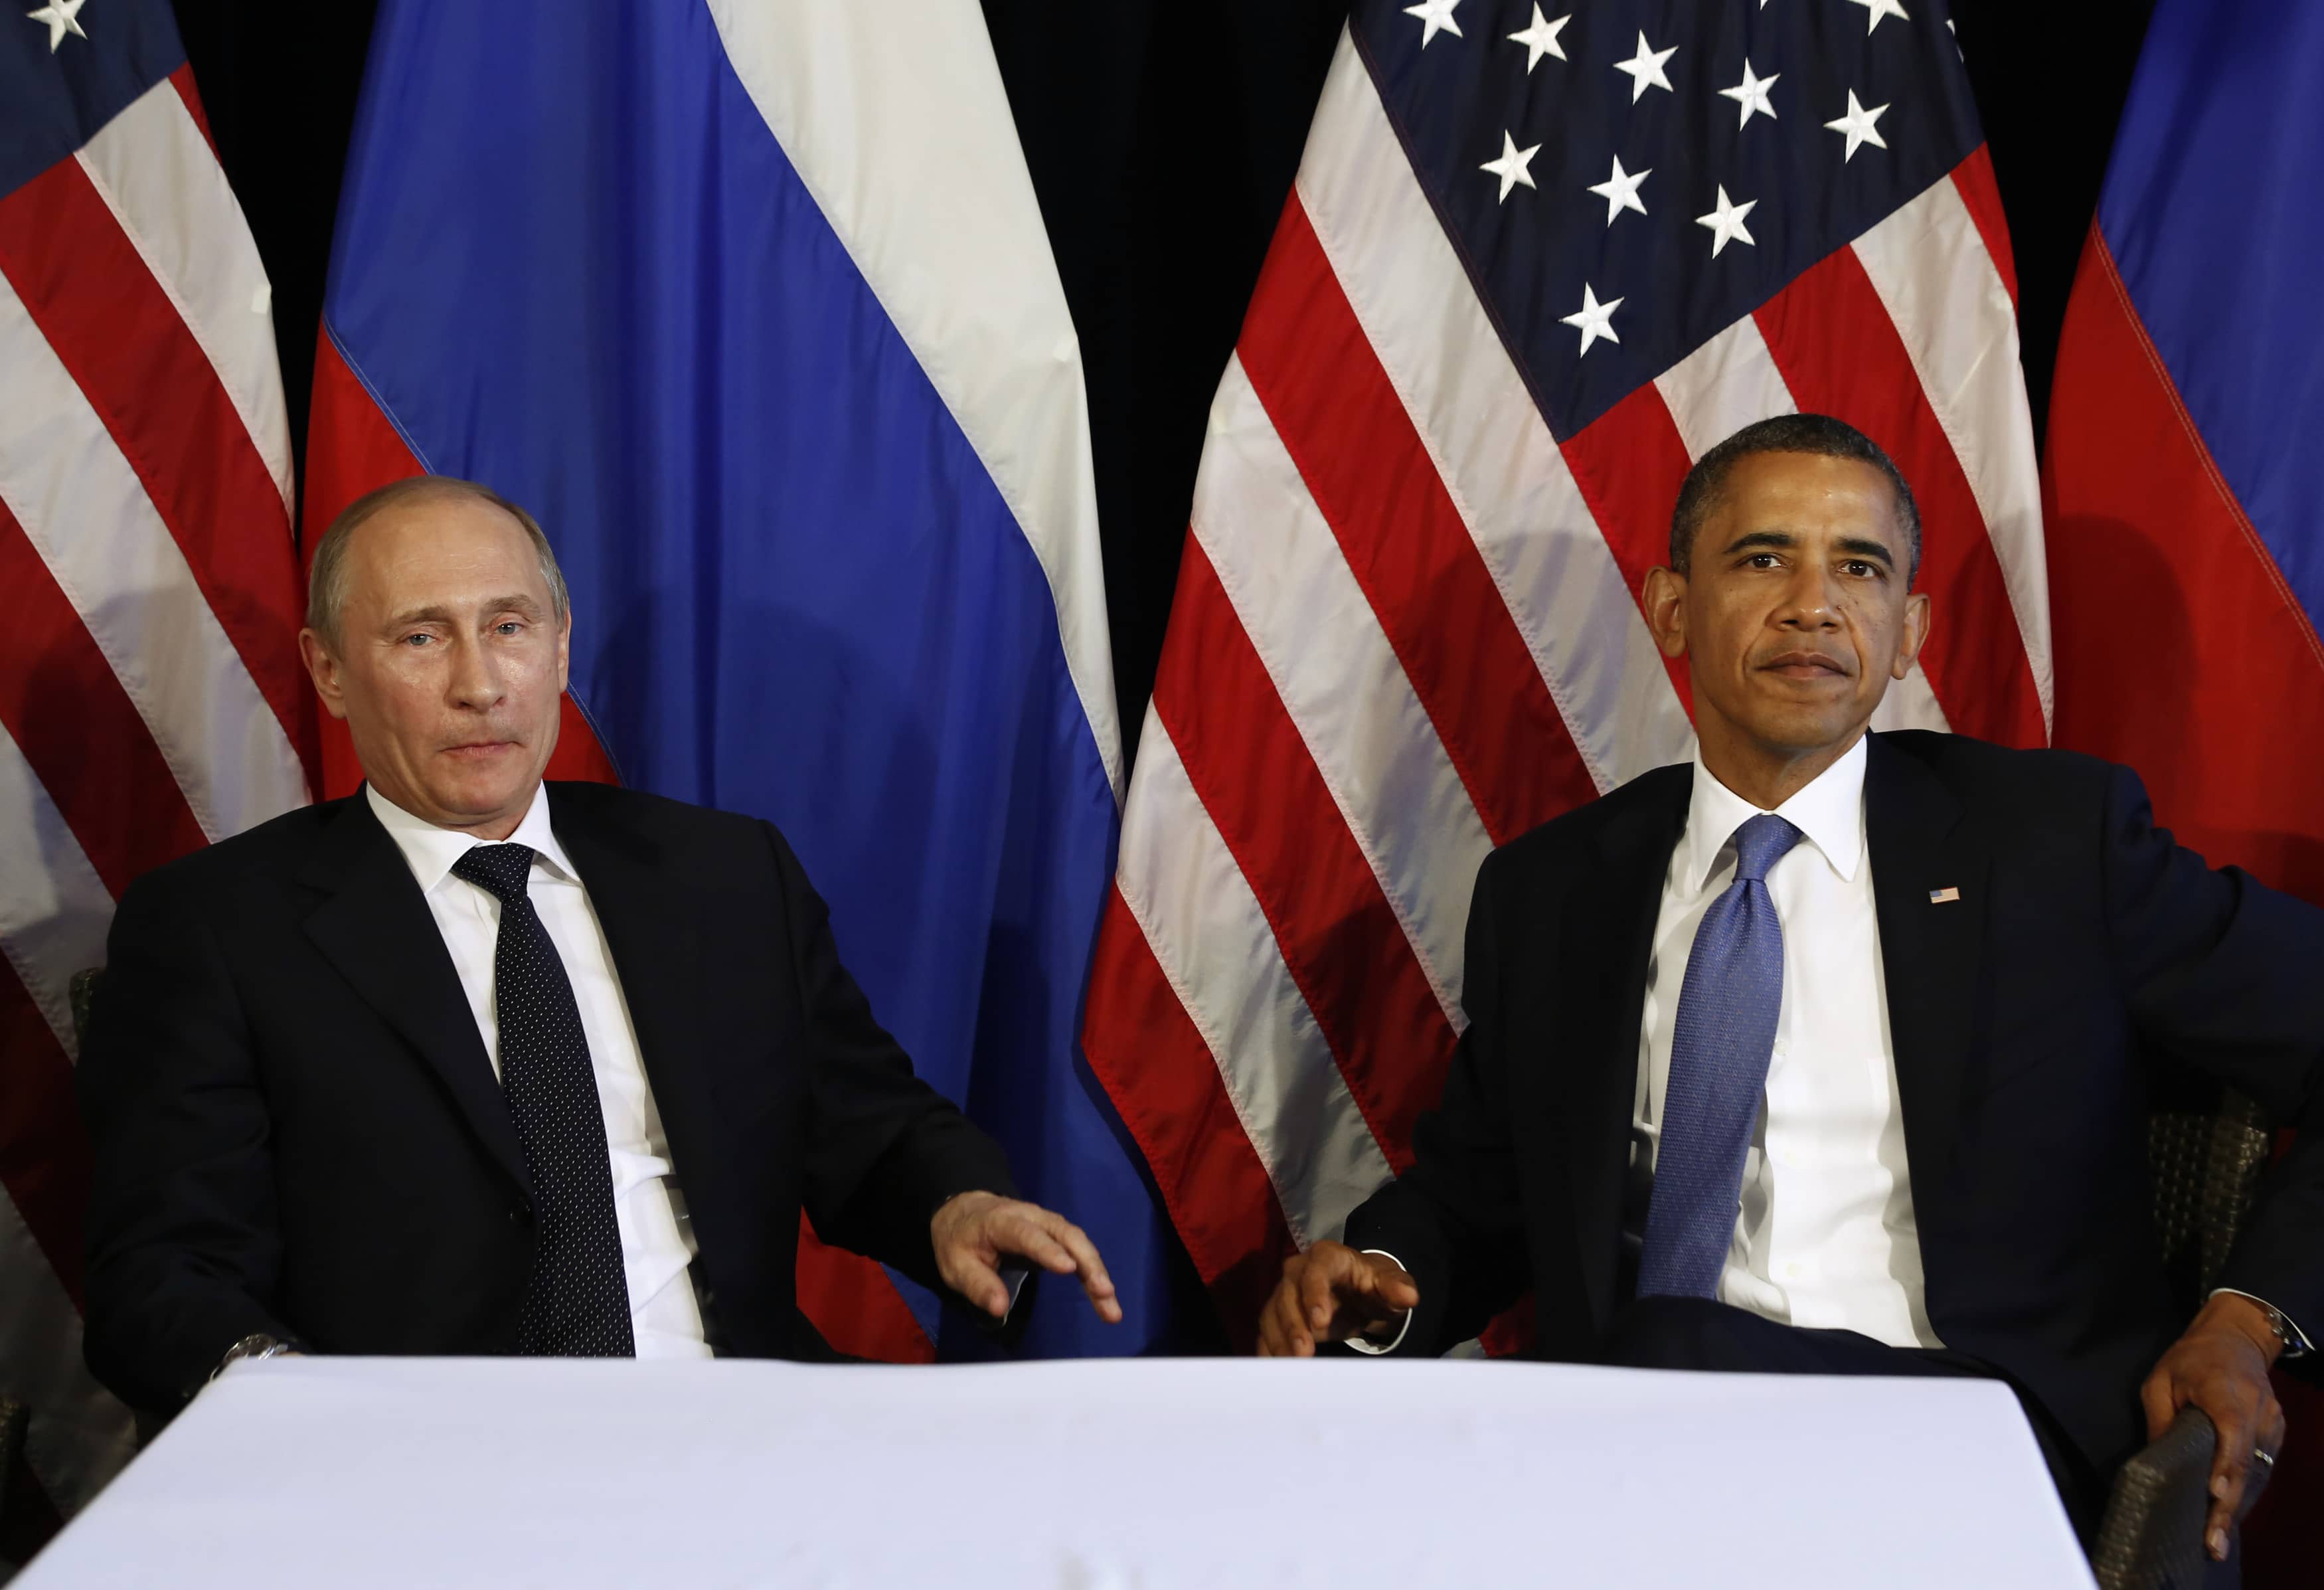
169, 0, 2154, 768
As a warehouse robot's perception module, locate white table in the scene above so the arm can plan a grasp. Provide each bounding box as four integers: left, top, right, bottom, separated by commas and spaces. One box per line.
20, 1356, 2094, 1588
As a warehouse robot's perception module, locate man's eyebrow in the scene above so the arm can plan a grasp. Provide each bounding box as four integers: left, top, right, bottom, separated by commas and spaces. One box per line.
380, 594, 546, 629
1719, 529, 1799, 557
1834, 536, 1896, 569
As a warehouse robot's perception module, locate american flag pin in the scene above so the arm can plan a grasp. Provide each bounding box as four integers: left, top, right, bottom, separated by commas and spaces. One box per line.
1928, 887, 1961, 904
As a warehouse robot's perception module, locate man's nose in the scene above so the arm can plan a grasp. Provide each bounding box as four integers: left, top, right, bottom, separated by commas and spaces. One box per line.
1776, 561, 1842, 627
447, 636, 505, 707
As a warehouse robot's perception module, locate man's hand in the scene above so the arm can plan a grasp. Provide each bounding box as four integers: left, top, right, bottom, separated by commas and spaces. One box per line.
930, 1192, 1121, 1324
2141, 1292, 2288, 1561
1256, 1241, 1420, 1357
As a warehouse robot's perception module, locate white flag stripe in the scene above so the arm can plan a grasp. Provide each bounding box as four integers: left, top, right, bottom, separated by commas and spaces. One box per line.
1195, 357, 1484, 1027
1653, 320, 1952, 735
703, 0, 1121, 800
74, 78, 295, 523
1849, 179, 2053, 733
1653, 313, 1797, 462
0, 276, 307, 844
1296, 32, 1694, 792
0, 1184, 134, 1516
0, 724, 114, 1057
1114, 710, 1395, 1247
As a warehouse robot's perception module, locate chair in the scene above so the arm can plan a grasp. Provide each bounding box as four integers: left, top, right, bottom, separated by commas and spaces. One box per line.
2090, 1089, 2276, 1589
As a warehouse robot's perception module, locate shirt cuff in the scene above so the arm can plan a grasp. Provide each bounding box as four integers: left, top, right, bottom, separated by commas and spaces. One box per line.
1343, 1249, 1415, 1356
2210, 1288, 2313, 1358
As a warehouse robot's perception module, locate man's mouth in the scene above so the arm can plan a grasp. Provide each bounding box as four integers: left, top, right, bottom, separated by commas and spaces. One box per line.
1759, 651, 1850, 679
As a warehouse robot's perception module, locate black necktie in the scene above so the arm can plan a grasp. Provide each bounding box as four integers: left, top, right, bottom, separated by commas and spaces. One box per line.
450, 843, 635, 1356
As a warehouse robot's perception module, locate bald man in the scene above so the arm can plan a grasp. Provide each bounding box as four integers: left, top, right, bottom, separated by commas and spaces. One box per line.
78, 476, 1118, 1411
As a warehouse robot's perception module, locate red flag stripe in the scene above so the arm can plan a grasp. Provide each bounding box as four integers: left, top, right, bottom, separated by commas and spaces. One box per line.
1753, 249, 2047, 748
1238, 197, 1599, 843
1851, 162, 2051, 731
1948, 145, 2018, 309
1081, 883, 1295, 1346
0, 971, 88, 1303
1157, 537, 1452, 1161
0, 161, 313, 784
0, 505, 210, 897
165, 64, 220, 164
1558, 383, 1701, 715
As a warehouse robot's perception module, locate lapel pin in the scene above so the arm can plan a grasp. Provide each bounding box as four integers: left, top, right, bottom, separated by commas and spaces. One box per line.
1928, 887, 1961, 904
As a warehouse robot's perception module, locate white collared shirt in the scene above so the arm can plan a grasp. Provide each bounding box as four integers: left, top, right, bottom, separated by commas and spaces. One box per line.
1626, 733, 1939, 1348
366, 784, 711, 1358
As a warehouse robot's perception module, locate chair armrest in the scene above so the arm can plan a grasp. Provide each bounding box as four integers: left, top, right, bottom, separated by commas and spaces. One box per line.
2091, 1405, 2273, 1589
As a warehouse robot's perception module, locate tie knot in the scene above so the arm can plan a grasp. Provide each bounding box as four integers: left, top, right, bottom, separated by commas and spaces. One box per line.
451, 842, 537, 905
1729, 812, 1803, 884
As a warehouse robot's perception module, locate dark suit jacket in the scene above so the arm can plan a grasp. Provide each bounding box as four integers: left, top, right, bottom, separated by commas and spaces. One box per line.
1345, 731, 2324, 1478
77, 781, 1016, 1411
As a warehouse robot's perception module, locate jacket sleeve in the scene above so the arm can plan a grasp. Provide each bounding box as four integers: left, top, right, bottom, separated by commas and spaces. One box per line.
76, 871, 295, 1413
2101, 763, 2324, 1352
766, 823, 1018, 1300
1341, 845, 1532, 1354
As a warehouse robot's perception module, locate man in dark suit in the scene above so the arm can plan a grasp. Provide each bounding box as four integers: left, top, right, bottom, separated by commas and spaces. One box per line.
79, 476, 1119, 1413
1256, 415, 2321, 1555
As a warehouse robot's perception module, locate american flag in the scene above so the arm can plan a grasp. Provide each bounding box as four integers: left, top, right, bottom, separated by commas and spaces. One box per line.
1081, 0, 2046, 1338
0, 0, 312, 1538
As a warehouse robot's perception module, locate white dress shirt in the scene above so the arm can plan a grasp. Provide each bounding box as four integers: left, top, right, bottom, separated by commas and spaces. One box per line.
1626, 735, 1938, 1348
367, 784, 711, 1358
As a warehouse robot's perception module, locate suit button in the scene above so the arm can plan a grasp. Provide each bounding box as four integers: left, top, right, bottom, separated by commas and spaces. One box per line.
508, 1207, 530, 1227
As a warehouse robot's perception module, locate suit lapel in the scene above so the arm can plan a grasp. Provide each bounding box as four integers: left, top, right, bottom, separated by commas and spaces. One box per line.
299, 794, 531, 1193
546, 787, 712, 1152
1865, 734, 1988, 1195
1556, 766, 1689, 1324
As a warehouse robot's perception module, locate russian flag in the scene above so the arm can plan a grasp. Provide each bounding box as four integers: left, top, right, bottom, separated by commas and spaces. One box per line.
305, 0, 1173, 1360
2044, 0, 2324, 1564
2044, 0, 2324, 903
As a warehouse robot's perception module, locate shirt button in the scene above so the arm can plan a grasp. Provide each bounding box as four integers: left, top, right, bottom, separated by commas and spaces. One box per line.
508, 1207, 531, 1227
1783, 1262, 1803, 1281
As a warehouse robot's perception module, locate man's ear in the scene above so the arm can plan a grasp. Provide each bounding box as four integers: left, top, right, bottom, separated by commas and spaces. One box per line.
1642, 566, 1689, 660
1891, 589, 1933, 681
554, 606, 572, 694
298, 628, 351, 722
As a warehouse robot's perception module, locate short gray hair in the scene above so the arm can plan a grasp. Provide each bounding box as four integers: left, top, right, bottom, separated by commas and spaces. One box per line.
306, 476, 570, 647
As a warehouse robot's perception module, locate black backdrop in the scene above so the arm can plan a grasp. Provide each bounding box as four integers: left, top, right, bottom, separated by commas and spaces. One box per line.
168, 0, 2151, 765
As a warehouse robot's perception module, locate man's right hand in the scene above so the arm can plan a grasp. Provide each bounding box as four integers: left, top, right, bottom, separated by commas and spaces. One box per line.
1256, 1241, 1420, 1357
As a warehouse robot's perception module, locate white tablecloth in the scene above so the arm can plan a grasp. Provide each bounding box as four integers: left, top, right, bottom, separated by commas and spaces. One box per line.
20, 1356, 2093, 1588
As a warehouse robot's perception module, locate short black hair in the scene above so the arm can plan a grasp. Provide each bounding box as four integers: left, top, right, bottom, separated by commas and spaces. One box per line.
1668, 413, 1921, 582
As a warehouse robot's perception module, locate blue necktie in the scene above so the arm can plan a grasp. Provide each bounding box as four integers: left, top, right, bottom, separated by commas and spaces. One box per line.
1638, 812, 1803, 1300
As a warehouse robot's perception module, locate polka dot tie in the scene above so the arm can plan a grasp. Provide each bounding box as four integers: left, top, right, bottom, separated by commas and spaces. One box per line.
1638, 812, 1803, 1300
451, 843, 635, 1357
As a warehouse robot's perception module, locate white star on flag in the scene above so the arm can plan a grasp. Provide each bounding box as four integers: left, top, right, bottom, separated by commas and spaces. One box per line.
1507, 6, 1570, 72
1479, 130, 1542, 203
1843, 0, 1910, 34
1824, 90, 1890, 161
1612, 31, 1677, 103
1560, 283, 1623, 355
26, 0, 88, 52
1403, 0, 1463, 48
1586, 155, 1651, 226
1720, 59, 1780, 128
1696, 186, 1758, 256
